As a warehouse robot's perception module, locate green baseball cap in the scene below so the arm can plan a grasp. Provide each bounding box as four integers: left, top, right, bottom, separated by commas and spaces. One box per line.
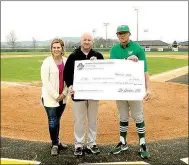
117, 25, 130, 33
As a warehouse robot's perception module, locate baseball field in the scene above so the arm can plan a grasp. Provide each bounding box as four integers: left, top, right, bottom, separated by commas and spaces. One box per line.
1, 51, 188, 164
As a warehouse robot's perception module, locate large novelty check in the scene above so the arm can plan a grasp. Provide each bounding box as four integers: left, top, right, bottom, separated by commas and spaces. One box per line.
73, 59, 146, 100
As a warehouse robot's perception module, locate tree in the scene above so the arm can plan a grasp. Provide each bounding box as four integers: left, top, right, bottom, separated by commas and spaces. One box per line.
172, 40, 178, 48
6, 30, 17, 49
32, 37, 37, 49
94, 37, 119, 48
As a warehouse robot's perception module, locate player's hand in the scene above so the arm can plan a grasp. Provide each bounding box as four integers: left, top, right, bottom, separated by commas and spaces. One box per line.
68, 85, 75, 95
143, 89, 151, 101
126, 55, 138, 62
90, 56, 97, 60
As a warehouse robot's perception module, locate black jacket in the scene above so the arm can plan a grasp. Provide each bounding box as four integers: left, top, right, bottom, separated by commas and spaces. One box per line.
64, 47, 104, 101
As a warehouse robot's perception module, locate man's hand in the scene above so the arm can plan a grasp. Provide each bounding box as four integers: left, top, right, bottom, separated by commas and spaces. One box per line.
143, 89, 151, 101
68, 85, 75, 95
90, 56, 97, 60
126, 55, 138, 62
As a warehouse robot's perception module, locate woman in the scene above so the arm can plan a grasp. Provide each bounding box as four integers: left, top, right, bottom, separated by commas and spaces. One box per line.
41, 38, 68, 156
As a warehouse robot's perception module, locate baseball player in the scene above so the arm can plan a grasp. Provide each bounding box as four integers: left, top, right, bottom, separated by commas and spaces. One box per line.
110, 25, 151, 159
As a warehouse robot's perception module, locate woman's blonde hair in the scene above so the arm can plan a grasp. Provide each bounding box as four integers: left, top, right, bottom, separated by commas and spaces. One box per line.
50, 38, 65, 56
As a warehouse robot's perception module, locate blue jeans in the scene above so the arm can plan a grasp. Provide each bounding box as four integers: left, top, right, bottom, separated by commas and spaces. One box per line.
42, 98, 66, 145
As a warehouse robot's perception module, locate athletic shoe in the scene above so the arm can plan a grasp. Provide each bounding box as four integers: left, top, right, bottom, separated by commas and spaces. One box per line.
139, 144, 150, 159
58, 143, 68, 150
110, 142, 128, 154
86, 145, 100, 154
74, 147, 83, 156
51, 145, 58, 156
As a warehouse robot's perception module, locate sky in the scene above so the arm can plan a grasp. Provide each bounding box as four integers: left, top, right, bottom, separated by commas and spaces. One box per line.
1, 1, 188, 43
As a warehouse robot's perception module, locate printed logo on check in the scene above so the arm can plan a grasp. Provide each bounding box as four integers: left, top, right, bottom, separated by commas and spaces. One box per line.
77, 63, 84, 70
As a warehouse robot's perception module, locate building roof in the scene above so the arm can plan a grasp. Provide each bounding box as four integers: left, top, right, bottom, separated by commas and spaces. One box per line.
72, 40, 170, 47
178, 41, 189, 46
136, 40, 169, 46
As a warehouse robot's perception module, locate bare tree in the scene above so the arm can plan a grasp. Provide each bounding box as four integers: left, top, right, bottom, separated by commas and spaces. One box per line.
32, 37, 37, 49
6, 30, 17, 49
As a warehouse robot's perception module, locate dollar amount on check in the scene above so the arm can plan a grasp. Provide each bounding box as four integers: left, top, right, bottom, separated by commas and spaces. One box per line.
73, 59, 146, 100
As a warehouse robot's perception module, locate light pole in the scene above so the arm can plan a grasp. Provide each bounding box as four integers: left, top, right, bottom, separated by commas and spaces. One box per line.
104, 23, 109, 48
134, 8, 139, 43
92, 29, 96, 48
144, 29, 149, 40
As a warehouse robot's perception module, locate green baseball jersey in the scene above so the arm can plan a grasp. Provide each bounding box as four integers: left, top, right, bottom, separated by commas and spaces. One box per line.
110, 41, 148, 72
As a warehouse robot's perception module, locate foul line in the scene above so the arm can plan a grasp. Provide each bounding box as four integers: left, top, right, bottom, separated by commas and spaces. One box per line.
1, 158, 41, 164
150, 66, 188, 82
180, 157, 189, 164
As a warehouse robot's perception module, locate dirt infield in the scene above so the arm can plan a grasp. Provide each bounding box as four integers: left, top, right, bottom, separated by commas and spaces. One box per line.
146, 55, 188, 59
1, 81, 188, 145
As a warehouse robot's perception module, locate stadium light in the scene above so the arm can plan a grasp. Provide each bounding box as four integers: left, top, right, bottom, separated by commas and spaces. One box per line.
134, 8, 139, 42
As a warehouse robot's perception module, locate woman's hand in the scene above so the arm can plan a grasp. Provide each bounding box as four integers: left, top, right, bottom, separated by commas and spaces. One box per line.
56, 94, 65, 102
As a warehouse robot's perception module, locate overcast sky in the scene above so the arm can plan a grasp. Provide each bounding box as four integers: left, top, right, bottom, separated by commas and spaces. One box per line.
1, 1, 188, 43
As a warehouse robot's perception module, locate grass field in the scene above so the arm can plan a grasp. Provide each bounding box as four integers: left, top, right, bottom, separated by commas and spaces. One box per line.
1, 51, 188, 56
1, 55, 188, 82
1, 52, 50, 55
147, 58, 188, 75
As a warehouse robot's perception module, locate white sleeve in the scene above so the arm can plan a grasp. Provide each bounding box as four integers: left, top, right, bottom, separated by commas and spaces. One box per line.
62, 82, 68, 96
41, 60, 59, 99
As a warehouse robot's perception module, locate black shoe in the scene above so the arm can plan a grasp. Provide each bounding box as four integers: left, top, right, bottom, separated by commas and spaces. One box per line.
51, 145, 58, 156
139, 144, 150, 159
74, 147, 83, 156
58, 143, 68, 150
110, 142, 128, 154
86, 145, 100, 154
